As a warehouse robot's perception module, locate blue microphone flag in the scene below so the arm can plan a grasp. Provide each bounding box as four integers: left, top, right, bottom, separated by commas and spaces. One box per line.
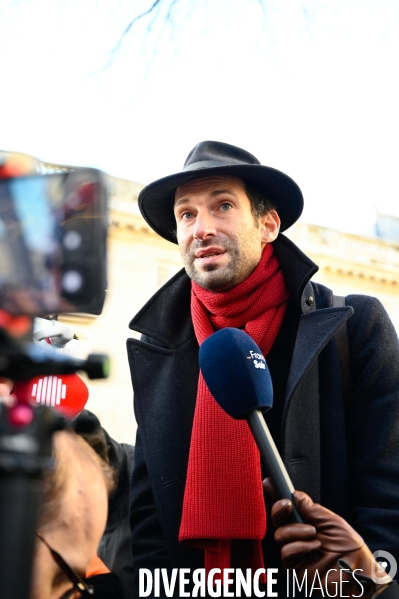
199, 327, 273, 419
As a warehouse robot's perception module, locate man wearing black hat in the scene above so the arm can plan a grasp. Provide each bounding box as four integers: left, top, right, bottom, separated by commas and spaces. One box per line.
127, 141, 399, 597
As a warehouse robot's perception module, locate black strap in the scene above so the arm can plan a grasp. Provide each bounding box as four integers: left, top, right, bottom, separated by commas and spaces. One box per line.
332, 295, 353, 405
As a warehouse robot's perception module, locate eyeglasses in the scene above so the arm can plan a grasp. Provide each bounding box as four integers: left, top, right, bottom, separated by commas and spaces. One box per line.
35, 531, 94, 599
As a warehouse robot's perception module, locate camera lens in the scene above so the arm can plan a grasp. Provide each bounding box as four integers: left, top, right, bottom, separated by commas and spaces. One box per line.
62, 269, 84, 295
62, 221, 89, 257
63, 229, 82, 251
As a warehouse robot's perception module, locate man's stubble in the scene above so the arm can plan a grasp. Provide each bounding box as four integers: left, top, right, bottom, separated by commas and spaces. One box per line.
180, 231, 263, 292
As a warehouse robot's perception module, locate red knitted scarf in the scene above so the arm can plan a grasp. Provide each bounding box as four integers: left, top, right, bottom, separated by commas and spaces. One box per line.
179, 244, 290, 580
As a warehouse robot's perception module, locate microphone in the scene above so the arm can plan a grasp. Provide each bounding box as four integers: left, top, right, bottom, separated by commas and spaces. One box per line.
199, 327, 302, 523
11, 318, 91, 418
14, 373, 89, 419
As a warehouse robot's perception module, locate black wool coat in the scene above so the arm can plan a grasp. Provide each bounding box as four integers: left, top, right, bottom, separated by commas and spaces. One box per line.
127, 234, 399, 595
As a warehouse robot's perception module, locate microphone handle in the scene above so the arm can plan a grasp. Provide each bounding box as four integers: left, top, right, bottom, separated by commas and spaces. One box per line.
246, 409, 303, 524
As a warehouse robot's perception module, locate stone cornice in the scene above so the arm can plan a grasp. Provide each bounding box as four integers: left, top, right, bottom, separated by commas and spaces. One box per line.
286, 222, 399, 288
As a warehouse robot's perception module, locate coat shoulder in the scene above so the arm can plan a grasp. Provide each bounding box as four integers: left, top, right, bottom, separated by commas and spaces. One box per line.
128, 268, 194, 348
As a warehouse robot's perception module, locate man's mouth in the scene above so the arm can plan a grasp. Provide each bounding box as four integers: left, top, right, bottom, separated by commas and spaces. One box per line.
195, 248, 226, 261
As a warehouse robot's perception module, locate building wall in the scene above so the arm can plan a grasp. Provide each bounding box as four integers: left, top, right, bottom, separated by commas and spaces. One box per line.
59, 177, 399, 444
286, 222, 399, 328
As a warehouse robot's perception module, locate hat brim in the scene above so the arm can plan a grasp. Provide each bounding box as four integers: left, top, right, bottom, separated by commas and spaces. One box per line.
138, 164, 303, 244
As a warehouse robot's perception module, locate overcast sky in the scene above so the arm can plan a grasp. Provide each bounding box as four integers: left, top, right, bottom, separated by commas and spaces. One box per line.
1, 0, 398, 235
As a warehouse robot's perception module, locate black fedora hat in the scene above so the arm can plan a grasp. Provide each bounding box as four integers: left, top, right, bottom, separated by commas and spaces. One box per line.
138, 140, 303, 244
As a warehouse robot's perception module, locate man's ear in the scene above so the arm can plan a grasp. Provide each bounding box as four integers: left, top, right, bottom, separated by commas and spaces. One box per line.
260, 209, 280, 244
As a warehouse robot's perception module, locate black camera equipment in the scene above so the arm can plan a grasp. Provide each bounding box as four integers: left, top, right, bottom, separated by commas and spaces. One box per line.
0, 167, 108, 316
0, 167, 110, 598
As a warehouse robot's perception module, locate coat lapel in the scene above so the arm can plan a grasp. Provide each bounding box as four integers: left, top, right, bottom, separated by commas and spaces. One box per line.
281, 305, 353, 501
284, 306, 354, 408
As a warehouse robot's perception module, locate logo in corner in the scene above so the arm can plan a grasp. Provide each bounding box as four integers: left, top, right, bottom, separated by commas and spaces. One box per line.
371, 550, 397, 585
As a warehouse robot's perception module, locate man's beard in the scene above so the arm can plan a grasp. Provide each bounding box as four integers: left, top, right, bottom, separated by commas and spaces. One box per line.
180, 234, 261, 292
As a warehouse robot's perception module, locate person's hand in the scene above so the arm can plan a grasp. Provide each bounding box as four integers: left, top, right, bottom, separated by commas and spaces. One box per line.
263, 477, 393, 599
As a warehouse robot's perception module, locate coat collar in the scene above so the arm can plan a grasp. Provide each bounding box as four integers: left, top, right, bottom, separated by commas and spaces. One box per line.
129, 233, 319, 347
272, 233, 318, 313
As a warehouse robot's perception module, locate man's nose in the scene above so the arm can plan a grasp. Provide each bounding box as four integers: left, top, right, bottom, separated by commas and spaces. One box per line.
193, 210, 216, 240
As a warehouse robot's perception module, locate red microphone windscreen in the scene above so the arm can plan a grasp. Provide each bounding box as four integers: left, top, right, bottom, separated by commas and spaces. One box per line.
27, 373, 89, 418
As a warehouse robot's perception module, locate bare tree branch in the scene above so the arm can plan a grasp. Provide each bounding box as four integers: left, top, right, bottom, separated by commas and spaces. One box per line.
104, 0, 178, 69
100, 0, 294, 72
254, 0, 267, 17
164, 0, 180, 24
120, 0, 161, 40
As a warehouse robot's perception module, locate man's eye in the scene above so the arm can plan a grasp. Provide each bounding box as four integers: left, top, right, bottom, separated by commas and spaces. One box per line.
181, 211, 194, 220
220, 203, 232, 211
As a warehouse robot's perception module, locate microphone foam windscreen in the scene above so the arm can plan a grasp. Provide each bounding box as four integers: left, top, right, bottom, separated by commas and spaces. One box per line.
25, 373, 89, 418
199, 327, 273, 419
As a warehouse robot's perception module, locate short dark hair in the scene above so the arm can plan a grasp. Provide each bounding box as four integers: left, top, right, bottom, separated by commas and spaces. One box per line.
243, 180, 276, 220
